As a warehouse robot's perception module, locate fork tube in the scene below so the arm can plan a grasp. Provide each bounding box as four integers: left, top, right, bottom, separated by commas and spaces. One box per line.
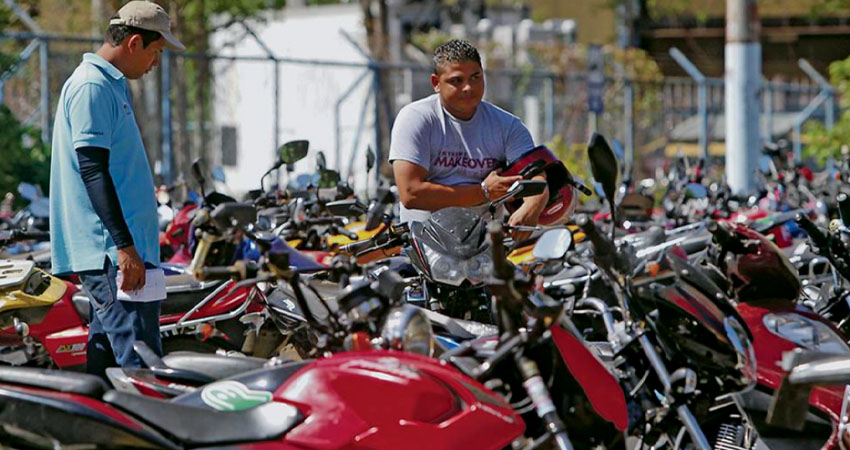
637, 335, 711, 449
515, 355, 574, 450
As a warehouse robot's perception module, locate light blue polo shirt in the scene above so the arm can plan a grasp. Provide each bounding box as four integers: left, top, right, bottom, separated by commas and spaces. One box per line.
49, 53, 159, 275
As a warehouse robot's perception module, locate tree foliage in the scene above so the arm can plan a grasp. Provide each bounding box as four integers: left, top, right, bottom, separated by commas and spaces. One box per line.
802, 55, 850, 164
0, 105, 50, 200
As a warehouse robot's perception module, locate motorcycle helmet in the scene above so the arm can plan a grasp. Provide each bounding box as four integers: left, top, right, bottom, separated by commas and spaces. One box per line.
501, 145, 577, 226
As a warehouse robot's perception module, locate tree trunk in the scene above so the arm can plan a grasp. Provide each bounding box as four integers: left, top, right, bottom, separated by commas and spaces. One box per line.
194, 1, 210, 165
359, 0, 394, 179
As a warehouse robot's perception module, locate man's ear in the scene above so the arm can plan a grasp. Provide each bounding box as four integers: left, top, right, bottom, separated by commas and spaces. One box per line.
125, 34, 143, 52
430, 73, 440, 92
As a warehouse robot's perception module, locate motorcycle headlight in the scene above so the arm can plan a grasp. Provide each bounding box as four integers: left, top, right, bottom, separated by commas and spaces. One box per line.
419, 242, 466, 286
763, 312, 850, 355
463, 252, 494, 285
381, 305, 434, 357
723, 317, 758, 389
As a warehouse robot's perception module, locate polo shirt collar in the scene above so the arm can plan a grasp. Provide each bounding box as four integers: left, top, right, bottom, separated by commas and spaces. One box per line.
83, 53, 125, 80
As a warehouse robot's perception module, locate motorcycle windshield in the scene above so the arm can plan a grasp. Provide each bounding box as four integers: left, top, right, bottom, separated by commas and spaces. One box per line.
415, 208, 489, 259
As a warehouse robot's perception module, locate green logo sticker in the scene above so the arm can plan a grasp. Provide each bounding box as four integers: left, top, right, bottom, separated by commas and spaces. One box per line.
200, 381, 272, 411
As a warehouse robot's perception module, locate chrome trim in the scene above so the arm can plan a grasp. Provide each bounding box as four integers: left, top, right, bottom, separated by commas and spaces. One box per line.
175, 281, 237, 327
161, 288, 256, 333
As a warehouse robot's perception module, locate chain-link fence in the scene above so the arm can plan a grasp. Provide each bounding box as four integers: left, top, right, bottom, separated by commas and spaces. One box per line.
0, 31, 832, 198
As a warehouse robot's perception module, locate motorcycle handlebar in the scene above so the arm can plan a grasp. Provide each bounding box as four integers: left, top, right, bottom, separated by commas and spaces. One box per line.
339, 239, 374, 256
575, 214, 614, 258
488, 222, 513, 280
569, 179, 593, 196
706, 221, 751, 255
196, 261, 259, 282
795, 213, 827, 248
198, 266, 237, 281
12, 230, 49, 242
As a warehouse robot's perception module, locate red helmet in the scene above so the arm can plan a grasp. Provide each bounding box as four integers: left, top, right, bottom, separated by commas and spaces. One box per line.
501, 145, 577, 226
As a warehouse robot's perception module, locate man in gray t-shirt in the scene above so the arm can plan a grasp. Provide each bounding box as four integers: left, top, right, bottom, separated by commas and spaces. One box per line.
389, 40, 549, 239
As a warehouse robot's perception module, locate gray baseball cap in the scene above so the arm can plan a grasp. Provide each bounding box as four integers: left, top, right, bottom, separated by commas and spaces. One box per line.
109, 1, 185, 51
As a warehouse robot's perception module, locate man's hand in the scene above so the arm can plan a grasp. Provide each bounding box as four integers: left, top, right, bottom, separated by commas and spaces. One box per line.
117, 245, 146, 292
507, 174, 549, 242
508, 203, 542, 242
482, 170, 522, 202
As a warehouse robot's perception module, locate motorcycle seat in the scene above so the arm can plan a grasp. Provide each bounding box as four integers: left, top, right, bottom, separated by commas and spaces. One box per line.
103, 390, 302, 446
162, 352, 269, 380
0, 366, 109, 398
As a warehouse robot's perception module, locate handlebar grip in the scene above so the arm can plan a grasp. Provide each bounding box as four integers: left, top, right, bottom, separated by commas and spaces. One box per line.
339, 239, 375, 256
487, 222, 512, 280
838, 193, 850, 228
197, 266, 236, 281
796, 213, 828, 247
571, 180, 593, 196
706, 221, 743, 253
12, 230, 50, 242
575, 214, 614, 257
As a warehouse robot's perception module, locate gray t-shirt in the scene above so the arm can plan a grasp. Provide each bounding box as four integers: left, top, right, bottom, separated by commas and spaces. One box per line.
389, 94, 534, 223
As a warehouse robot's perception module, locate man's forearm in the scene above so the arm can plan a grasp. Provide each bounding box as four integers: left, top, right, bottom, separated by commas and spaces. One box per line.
401, 181, 486, 211
76, 146, 135, 249
519, 174, 549, 215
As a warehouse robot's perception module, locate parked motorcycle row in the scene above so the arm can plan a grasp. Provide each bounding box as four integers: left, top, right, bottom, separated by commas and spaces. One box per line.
2, 135, 850, 450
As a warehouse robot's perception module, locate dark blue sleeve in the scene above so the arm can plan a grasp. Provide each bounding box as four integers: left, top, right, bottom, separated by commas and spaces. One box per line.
76, 146, 135, 249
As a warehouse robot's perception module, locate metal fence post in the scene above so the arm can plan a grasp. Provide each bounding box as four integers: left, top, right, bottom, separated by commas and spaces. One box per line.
39, 38, 50, 144
669, 47, 708, 162
794, 59, 834, 161
160, 48, 173, 184
763, 78, 773, 144
273, 59, 280, 154
372, 64, 381, 190
624, 78, 634, 176
544, 75, 554, 143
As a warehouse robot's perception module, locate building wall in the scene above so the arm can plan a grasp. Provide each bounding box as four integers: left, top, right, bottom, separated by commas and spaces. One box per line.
210, 4, 375, 196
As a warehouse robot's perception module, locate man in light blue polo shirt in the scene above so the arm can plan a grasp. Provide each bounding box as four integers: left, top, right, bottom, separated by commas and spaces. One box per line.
49, 0, 184, 378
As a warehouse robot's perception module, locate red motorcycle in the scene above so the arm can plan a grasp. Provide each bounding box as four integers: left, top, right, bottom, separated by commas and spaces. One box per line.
706, 220, 848, 448
0, 262, 264, 369
0, 349, 524, 449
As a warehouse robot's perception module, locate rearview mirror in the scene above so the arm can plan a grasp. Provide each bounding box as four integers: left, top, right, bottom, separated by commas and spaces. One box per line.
191, 159, 206, 186
326, 199, 366, 217
365, 187, 394, 231
210, 202, 257, 230
211, 166, 227, 184
587, 133, 618, 203
366, 147, 376, 172
316, 151, 327, 171
279, 140, 310, 166
318, 169, 341, 189
532, 228, 572, 261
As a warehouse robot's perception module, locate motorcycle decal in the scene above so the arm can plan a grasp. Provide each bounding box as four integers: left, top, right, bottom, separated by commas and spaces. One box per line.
478, 403, 517, 424
200, 380, 272, 411
341, 357, 422, 381
56, 343, 86, 354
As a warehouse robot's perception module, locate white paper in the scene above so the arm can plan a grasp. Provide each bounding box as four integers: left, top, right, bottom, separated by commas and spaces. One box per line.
116, 268, 167, 302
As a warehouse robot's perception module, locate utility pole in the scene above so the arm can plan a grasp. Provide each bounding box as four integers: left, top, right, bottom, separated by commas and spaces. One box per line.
725, 0, 761, 196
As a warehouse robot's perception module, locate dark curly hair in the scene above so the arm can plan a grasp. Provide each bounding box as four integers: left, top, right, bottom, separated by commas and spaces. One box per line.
433, 39, 482, 75
105, 13, 162, 48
